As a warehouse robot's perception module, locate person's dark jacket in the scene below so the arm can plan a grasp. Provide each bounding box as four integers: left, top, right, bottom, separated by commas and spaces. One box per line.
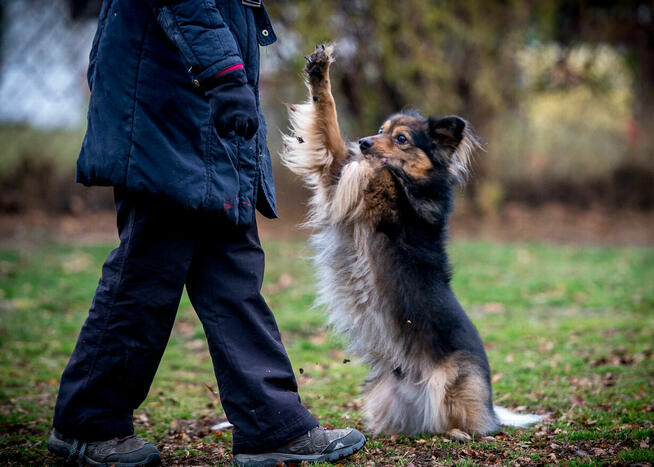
77, 0, 278, 224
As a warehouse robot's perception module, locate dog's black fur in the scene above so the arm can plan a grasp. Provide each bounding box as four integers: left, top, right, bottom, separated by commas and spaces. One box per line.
282, 45, 540, 436
359, 110, 495, 425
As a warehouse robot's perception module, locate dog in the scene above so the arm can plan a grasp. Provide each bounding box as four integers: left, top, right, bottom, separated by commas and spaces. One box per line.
281, 45, 541, 438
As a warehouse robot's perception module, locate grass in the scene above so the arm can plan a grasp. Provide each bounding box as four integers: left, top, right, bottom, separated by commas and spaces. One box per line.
0, 125, 83, 177
0, 238, 653, 465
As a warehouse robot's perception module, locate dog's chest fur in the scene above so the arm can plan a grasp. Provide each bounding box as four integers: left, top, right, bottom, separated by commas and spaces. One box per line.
310, 221, 413, 372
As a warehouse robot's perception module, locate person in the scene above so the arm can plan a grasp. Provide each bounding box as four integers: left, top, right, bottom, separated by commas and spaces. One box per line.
47, 1, 365, 465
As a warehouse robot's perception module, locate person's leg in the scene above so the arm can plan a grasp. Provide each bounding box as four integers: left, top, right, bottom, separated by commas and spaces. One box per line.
185, 218, 318, 454
53, 188, 195, 441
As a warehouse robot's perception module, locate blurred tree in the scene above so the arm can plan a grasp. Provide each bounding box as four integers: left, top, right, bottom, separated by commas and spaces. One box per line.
2, 0, 648, 213
265, 0, 653, 210
0, 1, 3, 64
537, 0, 653, 146
267, 0, 531, 133
266, 0, 533, 206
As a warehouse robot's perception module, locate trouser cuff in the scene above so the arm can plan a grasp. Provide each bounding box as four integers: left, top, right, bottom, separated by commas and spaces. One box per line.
53, 415, 134, 442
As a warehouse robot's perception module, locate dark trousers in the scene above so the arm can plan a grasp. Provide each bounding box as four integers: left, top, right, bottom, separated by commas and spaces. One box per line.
53, 188, 317, 454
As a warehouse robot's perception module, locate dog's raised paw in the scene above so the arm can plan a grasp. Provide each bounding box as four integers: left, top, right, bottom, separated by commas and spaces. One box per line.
305, 44, 332, 80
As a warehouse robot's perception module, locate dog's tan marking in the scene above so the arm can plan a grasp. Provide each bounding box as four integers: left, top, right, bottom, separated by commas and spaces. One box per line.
365, 134, 395, 155
443, 360, 497, 435
362, 129, 434, 180
400, 147, 433, 180
390, 125, 414, 144
306, 47, 348, 177
364, 168, 399, 224
390, 115, 423, 131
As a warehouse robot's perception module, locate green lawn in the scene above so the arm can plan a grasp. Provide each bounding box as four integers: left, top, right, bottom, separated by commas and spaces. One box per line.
0, 239, 652, 465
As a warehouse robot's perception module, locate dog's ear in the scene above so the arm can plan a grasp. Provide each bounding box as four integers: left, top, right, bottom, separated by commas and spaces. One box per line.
428, 115, 480, 183
428, 116, 466, 153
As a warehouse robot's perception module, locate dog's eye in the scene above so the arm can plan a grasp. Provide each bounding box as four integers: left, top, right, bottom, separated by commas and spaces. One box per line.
378, 127, 383, 134
395, 134, 408, 144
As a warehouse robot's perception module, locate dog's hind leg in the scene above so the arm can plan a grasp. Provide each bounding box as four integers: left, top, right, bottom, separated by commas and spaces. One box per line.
443, 369, 499, 436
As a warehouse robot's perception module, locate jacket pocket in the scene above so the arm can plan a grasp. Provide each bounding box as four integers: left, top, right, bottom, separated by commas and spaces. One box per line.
206, 128, 241, 222
221, 132, 242, 173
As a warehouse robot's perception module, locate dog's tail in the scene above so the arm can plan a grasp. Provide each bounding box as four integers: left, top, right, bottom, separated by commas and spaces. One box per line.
493, 405, 542, 428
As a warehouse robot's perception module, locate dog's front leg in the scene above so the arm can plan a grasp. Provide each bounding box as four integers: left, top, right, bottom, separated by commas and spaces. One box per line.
304, 45, 348, 179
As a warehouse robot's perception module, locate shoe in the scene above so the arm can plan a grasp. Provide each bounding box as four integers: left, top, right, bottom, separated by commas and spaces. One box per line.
233, 426, 366, 466
48, 429, 161, 466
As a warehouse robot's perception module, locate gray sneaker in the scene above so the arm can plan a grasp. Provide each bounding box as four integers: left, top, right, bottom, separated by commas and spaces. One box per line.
47, 429, 161, 466
233, 426, 366, 466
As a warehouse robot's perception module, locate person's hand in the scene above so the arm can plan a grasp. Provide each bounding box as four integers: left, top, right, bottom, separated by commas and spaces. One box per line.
207, 69, 259, 139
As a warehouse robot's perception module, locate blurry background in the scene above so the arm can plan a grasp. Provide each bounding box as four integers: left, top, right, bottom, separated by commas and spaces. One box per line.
1, 3, 653, 464
1, 0, 653, 243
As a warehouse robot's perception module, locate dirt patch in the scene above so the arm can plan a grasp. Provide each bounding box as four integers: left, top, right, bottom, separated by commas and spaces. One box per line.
159, 415, 233, 465
2, 202, 651, 248
447, 202, 654, 246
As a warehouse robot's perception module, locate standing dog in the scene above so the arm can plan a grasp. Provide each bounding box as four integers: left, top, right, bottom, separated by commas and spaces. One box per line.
282, 45, 541, 437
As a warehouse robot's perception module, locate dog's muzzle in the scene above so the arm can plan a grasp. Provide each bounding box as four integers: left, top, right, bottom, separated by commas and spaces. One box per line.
359, 138, 373, 153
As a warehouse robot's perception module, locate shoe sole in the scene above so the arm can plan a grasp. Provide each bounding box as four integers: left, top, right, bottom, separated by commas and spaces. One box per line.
48, 438, 161, 467
233, 437, 366, 466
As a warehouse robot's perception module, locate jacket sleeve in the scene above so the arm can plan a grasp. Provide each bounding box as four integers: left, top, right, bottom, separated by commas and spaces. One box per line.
144, 0, 245, 89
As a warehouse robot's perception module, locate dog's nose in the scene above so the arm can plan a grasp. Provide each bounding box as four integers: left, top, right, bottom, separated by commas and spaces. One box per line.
359, 138, 373, 151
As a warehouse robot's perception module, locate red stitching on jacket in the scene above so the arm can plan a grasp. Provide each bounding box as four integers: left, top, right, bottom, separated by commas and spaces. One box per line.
215, 64, 244, 77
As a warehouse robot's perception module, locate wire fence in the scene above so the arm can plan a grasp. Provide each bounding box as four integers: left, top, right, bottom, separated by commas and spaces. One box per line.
0, 0, 112, 213
0, 0, 98, 129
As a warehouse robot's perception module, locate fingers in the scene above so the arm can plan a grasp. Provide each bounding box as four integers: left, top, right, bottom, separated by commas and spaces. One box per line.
216, 120, 230, 138
216, 116, 259, 139
208, 81, 259, 139
239, 118, 258, 139
246, 117, 259, 139
234, 119, 249, 138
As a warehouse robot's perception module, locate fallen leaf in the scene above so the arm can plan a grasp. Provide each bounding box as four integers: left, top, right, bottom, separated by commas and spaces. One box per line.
210, 421, 233, 432
135, 412, 149, 425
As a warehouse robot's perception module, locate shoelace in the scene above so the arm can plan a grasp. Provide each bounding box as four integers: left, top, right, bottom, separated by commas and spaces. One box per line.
291, 426, 324, 447
65, 439, 88, 466
114, 434, 136, 444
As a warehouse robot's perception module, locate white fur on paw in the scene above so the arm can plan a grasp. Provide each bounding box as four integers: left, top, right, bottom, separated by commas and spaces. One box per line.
447, 428, 472, 441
